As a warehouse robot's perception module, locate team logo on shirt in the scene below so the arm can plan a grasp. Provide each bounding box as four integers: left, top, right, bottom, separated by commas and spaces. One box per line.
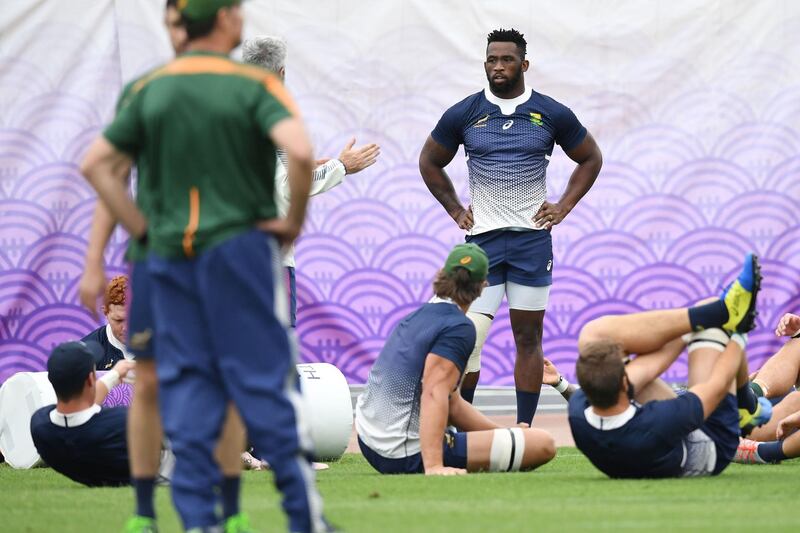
502, 119, 514, 130
530, 112, 543, 126
472, 114, 489, 128
129, 328, 153, 351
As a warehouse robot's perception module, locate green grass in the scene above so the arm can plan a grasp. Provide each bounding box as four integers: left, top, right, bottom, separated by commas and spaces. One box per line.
1, 449, 799, 532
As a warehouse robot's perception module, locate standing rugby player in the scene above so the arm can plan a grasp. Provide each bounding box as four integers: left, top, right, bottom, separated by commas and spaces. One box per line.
80, 0, 330, 531
419, 28, 602, 424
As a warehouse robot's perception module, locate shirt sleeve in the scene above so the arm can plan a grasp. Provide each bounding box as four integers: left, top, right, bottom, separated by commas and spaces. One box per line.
255, 77, 295, 137
429, 321, 476, 373
309, 159, 346, 197
648, 392, 705, 440
103, 82, 143, 156
430, 103, 465, 151
553, 103, 587, 152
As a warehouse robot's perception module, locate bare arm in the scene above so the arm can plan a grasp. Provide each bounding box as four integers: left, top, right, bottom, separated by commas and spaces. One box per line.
448, 394, 500, 431
533, 132, 603, 230
419, 353, 466, 475
689, 340, 744, 419
419, 136, 473, 230
260, 118, 314, 245
79, 202, 117, 317
80, 137, 145, 239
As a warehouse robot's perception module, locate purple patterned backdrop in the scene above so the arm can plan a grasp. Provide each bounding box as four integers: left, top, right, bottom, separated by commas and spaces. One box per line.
1, 1, 799, 385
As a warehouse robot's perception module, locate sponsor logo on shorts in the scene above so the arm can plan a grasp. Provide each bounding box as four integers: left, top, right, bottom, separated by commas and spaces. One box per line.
502, 119, 514, 130
129, 328, 153, 351
530, 112, 543, 126
546, 260, 552, 272
444, 432, 456, 449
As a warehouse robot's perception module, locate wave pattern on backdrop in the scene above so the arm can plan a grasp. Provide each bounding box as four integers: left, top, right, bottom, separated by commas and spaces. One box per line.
1, 0, 798, 384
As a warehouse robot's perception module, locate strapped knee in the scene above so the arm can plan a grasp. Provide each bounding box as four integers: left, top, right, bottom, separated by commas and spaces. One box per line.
466, 312, 493, 373
488, 427, 525, 472
684, 329, 730, 353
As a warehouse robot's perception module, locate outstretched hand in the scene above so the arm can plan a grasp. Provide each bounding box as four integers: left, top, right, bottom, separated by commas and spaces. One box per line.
338, 137, 380, 175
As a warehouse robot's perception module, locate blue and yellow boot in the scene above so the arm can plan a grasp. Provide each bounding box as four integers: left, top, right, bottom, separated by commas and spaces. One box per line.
721, 253, 761, 333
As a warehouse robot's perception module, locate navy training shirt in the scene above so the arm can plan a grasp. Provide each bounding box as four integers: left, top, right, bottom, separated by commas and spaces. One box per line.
30, 405, 130, 487
568, 389, 705, 478
81, 325, 126, 370
431, 88, 586, 235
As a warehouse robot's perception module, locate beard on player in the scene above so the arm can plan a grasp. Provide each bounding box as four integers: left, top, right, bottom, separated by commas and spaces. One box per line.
486, 68, 523, 95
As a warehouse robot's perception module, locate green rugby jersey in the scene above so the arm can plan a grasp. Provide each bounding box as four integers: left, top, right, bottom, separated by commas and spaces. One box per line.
104, 50, 296, 258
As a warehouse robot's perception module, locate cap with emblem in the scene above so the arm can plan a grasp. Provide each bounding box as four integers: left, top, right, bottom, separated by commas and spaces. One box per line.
443, 243, 489, 281
178, 0, 240, 21
47, 341, 103, 398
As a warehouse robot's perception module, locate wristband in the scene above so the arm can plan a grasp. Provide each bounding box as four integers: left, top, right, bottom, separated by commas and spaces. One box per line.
555, 376, 570, 394
99, 369, 120, 390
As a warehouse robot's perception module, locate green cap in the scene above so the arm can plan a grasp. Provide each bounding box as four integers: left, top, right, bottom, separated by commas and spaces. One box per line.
178, 0, 239, 21
444, 243, 489, 281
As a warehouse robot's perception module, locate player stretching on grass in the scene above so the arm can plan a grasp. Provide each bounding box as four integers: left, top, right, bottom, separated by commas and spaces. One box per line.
80, 0, 330, 531
569, 253, 763, 478
419, 28, 602, 425
734, 312, 800, 464
356, 243, 556, 475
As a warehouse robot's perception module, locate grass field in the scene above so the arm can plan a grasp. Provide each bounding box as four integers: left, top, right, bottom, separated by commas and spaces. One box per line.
1, 449, 798, 532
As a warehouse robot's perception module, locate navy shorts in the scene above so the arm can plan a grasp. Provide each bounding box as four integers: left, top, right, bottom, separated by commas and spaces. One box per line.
700, 394, 740, 475
466, 229, 553, 287
357, 430, 468, 474
127, 260, 155, 359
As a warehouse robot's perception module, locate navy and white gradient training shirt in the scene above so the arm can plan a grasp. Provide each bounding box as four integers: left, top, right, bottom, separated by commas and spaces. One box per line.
356, 300, 476, 458
432, 87, 586, 235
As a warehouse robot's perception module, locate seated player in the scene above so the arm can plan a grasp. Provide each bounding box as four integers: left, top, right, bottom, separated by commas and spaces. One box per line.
734, 312, 800, 464
356, 243, 556, 475
81, 275, 133, 369
569, 253, 761, 478
29, 340, 154, 486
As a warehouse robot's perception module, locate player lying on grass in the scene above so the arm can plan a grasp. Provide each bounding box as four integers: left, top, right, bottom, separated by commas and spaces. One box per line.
734, 312, 800, 464
30, 340, 255, 492
749, 312, 800, 400
569, 253, 763, 478
356, 243, 556, 475
29, 341, 172, 487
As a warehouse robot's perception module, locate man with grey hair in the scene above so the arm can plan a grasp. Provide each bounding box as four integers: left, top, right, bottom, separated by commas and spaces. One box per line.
243, 35, 381, 326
